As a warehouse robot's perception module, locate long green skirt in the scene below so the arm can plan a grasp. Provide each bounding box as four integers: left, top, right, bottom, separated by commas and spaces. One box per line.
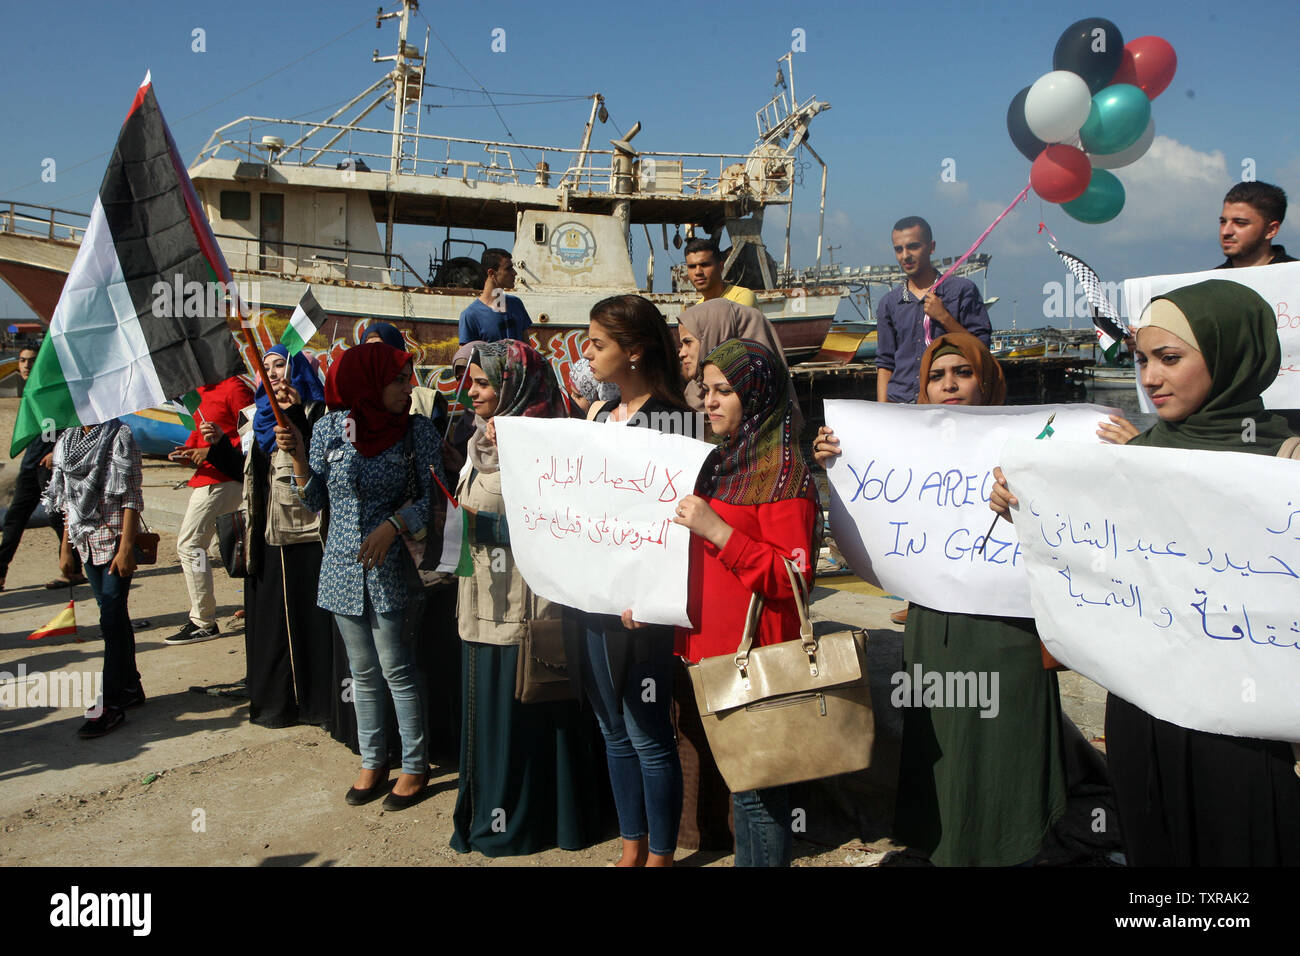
451, 640, 601, 858
893, 604, 1067, 866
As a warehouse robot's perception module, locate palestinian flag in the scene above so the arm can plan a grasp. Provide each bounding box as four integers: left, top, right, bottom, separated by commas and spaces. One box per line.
28, 600, 78, 641
1051, 246, 1128, 363
429, 467, 473, 577
280, 287, 325, 355
10, 72, 243, 457
168, 389, 202, 430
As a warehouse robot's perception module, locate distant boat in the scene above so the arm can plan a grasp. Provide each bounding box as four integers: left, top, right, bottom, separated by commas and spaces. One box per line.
1090, 366, 1136, 389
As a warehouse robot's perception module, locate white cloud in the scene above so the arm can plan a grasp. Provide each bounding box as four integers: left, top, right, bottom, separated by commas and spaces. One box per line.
933, 179, 970, 203
1100, 136, 1229, 242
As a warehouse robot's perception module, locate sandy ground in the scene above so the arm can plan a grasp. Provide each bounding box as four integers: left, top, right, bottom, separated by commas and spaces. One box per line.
0, 397, 1112, 868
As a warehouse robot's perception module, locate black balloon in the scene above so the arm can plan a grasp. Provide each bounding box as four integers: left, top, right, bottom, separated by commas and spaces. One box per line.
1053, 17, 1124, 93
1006, 86, 1047, 162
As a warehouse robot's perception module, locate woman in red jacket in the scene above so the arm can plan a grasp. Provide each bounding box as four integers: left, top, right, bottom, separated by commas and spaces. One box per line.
672, 338, 819, 866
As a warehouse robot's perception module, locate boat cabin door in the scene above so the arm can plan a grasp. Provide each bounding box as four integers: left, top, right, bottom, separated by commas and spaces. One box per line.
311, 192, 348, 279
258, 193, 283, 272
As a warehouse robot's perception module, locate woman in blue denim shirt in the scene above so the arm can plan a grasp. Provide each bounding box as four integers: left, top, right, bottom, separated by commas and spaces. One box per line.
279, 342, 445, 810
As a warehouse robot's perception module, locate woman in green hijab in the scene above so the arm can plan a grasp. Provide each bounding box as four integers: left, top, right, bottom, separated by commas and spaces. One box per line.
994, 279, 1300, 866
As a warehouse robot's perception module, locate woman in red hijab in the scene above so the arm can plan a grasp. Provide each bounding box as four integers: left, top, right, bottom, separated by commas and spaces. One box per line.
281, 342, 447, 811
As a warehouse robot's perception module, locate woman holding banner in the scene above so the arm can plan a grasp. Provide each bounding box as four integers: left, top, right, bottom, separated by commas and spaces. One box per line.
673, 338, 820, 867
449, 339, 601, 857
279, 342, 443, 811
993, 280, 1300, 866
816, 331, 1068, 866
575, 294, 692, 866
203, 345, 332, 729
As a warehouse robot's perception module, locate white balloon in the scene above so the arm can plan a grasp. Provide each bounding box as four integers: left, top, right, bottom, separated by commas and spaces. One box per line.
1090, 116, 1156, 169
1024, 70, 1093, 144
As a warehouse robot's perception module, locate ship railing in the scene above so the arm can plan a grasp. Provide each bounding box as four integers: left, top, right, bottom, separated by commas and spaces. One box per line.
0, 200, 90, 243
211, 232, 430, 288
776, 255, 993, 287
194, 116, 793, 201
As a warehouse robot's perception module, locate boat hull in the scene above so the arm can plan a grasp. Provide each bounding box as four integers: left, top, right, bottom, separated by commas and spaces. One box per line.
0, 233, 835, 367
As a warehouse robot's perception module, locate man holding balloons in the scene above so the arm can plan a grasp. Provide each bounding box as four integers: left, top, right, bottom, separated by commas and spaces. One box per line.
875, 216, 992, 405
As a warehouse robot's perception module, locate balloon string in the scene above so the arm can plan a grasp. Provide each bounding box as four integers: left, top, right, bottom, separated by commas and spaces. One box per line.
933, 182, 1031, 292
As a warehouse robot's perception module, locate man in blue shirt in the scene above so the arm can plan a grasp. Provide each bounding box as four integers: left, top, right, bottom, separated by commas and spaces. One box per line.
875, 216, 991, 403
457, 248, 533, 344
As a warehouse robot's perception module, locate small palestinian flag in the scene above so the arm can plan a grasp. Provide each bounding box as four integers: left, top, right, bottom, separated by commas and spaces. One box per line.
169, 389, 202, 431
1035, 413, 1057, 441
1052, 246, 1128, 363
280, 287, 326, 356
10, 72, 243, 458
429, 467, 473, 577
28, 600, 77, 641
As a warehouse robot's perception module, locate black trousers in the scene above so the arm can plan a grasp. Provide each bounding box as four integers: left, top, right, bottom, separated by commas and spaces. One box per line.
0, 465, 75, 580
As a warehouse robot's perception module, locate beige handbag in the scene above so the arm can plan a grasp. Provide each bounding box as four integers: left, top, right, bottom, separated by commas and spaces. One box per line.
686, 558, 874, 793
514, 593, 576, 705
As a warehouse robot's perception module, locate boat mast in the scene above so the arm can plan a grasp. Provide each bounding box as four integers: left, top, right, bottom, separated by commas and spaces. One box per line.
374, 0, 426, 261
757, 54, 828, 275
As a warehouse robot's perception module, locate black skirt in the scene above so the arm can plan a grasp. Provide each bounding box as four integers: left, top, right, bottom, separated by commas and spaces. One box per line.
245, 541, 334, 729
1106, 694, 1300, 866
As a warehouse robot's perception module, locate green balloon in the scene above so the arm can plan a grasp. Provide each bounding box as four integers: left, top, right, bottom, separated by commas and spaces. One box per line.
1062, 169, 1125, 224
1079, 84, 1151, 156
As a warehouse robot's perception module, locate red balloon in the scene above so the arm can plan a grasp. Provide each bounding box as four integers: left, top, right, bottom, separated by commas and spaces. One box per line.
1111, 36, 1177, 99
1031, 145, 1092, 204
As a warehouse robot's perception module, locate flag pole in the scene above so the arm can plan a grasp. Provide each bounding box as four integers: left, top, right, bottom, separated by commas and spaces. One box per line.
444, 362, 473, 442
246, 333, 290, 430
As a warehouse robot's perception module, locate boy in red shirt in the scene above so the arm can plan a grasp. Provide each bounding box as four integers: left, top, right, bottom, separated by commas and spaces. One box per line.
165, 375, 254, 644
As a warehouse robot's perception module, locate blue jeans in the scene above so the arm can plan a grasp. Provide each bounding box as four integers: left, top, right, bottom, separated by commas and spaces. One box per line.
582, 625, 681, 856
733, 786, 792, 867
334, 602, 427, 775
84, 559, 138, 709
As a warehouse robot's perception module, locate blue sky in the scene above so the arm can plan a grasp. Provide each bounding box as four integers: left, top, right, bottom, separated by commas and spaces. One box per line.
2, 0, 1298, 329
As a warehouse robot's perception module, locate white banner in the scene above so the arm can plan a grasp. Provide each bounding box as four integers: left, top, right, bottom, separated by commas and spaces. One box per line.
1002, 438, 1300, 741
1122, 260, 1300, 411
494, 416, 714, 627
823, 400, 1118, 617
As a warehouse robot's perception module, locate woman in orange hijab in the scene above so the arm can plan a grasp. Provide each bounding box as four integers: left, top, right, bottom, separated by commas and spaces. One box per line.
815, 332, 1067, 866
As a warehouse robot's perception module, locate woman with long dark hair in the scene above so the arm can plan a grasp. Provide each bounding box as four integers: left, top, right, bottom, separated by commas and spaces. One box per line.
572, 294, 693, 865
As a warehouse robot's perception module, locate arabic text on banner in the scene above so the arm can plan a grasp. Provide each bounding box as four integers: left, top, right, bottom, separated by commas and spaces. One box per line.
822, 400, 1119, 618
494, 416, 714, 628
1002, 438, 1300, 741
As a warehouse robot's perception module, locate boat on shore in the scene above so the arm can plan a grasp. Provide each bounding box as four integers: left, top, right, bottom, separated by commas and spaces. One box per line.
0, 1, 857, 401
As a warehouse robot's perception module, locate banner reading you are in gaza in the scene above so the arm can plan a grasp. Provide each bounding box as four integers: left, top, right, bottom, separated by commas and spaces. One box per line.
495, 416, 714, 628
1002, 439, 1300, 741
823, 400, 1118, 618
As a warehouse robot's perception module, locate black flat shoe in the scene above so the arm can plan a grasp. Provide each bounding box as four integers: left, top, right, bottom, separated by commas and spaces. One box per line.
345, 776, 391, 806
381, 780, 428, 812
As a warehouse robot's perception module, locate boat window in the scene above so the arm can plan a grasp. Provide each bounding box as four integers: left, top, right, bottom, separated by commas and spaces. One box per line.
220, 190, 251, 221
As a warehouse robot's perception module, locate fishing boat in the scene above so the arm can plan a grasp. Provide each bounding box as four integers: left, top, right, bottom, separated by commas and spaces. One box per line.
1090, 364, 1137, 389
0, 0, 853, 400
991, 330, 1047, 359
